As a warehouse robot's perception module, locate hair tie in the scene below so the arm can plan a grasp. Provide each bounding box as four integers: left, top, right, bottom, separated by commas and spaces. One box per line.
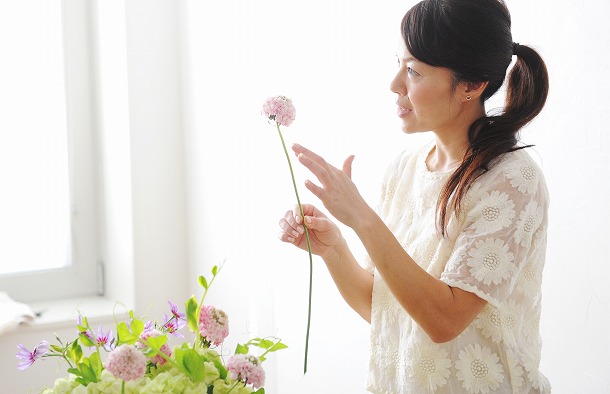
512, 42, 520, 55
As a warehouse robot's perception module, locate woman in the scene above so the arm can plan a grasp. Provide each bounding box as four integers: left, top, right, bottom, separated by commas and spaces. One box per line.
278, 0, 550, 392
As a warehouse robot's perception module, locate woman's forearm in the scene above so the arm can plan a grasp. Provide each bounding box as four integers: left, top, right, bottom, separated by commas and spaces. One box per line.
323, 240, 373, 323
353, 208, 486, 342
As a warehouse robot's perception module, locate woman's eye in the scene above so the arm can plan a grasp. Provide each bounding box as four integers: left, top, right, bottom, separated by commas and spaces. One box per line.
407, 67, 420, 76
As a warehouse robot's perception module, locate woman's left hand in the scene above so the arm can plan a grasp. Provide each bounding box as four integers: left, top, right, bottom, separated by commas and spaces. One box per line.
292, 143, 374, 229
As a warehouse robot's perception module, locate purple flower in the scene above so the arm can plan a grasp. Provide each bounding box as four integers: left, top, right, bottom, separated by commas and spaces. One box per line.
161, 301, 186, 337
95, 325, 114, 350
162, 313, 186, 338
76, 315, 93, 341
168, 300, 185, 321
16, 341, 49, 370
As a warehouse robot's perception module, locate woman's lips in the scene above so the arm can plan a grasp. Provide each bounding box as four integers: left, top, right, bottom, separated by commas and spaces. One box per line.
397, 106, 412, 117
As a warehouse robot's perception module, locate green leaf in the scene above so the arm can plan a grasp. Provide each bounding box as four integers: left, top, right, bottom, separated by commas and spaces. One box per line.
198, 275, 208, 290
253, 388, 265, 394
268, 342, 288, 353
143, 334, 168, 358
235, 343, 249, 355
116, 318, 144, 346
77, 361, 100, 384
174, 348, 208, 382
130, 318, 145, 337
78, 332, 95, 348
211, 265, 218, 276
258, 339, 274, 349
116, 322, 132, 345
186, 296, 199, 333
50, 344, 63, 353
88, 352, 103, 376
211, 356, 227, 380
68, 341, 83, 363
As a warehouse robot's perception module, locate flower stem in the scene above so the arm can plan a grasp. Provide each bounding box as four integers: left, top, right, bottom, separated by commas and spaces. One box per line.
275, 123, 313, 374
225, 381, 241, 394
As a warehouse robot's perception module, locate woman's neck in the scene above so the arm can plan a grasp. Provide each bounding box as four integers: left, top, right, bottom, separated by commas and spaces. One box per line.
427, 103, 485, 172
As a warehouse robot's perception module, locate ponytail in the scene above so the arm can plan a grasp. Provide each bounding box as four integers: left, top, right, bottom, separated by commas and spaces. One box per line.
436, 44, 549, 236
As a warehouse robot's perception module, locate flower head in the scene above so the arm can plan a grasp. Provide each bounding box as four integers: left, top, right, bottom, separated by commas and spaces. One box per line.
227, 354, 266, 388
168, 300, 186, 321
262, 95, 296, 127
162, 300, 186, 337
162, 313, 186, 337
16, 340, 49, 370
104, 344, 147, 381
136, 329, 172, 365
199, 305, 229, 346
95, 325, 114, 351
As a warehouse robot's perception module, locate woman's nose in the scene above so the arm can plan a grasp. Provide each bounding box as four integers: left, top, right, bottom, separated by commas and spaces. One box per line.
390, 69, 407, 96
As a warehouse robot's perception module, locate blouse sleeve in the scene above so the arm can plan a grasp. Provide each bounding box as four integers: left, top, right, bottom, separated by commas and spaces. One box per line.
440, 153, 549, 307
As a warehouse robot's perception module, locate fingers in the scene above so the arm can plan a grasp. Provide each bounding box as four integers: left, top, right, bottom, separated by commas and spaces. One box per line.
279, 210, 305, 242
292, 143, 324, 163
343, 155, 355, 179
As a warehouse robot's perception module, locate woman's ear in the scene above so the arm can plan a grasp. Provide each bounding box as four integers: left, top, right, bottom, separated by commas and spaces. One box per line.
461, 81, 489, 102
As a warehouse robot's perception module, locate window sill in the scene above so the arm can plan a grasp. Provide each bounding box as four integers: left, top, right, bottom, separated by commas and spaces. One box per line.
24, 296, 129, 333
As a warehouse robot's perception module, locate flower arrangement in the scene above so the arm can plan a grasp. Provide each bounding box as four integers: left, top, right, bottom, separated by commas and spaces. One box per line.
16, 265, 286, 394
262, 96, 313, 374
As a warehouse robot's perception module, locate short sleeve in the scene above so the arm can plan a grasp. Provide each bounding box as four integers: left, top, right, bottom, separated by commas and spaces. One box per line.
440, 152, 549, 307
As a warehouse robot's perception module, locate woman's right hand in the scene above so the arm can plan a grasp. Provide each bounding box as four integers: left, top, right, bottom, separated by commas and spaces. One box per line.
278, 204, 345, 259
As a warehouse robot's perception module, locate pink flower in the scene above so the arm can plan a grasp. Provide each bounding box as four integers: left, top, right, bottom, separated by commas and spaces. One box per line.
136, 329, 172, 365
198, 305, 229, 346
262, 96, 296, 127
104, 345, 147, 381
16, 341, 49, 370
227, 354, 266, 388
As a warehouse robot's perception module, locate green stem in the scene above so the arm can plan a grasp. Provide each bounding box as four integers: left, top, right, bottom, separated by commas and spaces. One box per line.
121, 380, 125, 394
225, 380, 242, 394
193, 269, 219, 348
275, 123, 314, 374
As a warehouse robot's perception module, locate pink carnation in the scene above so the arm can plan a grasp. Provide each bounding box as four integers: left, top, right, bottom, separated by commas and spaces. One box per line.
227, 354, 265, 388
104, 345, 147, 381
136, 329, 172, 365
199, 305, 229, 346
262, 96, 296, 127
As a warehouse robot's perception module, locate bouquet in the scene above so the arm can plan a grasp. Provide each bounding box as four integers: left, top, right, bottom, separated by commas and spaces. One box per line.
16, 265, 286, 394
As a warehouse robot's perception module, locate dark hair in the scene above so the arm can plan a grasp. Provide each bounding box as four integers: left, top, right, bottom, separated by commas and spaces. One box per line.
401, 0, 549, 236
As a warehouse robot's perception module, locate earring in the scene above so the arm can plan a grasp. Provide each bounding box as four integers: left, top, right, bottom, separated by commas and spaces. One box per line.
466, 95, 472, 101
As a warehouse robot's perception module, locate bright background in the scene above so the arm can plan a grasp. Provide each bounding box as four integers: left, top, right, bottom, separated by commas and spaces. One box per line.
1, 0, 609, 392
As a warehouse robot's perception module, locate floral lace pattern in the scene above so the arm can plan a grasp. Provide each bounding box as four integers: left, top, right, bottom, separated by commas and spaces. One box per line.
367, 143, 550, 393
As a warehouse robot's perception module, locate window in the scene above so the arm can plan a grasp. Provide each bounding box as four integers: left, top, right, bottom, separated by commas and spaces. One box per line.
0, 0, 100, 302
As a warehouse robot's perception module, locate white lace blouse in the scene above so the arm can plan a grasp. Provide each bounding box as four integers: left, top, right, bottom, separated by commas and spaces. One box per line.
365, 143, 551, 393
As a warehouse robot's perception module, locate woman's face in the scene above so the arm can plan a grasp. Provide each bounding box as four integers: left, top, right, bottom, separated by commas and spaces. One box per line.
390, 45, 464, 135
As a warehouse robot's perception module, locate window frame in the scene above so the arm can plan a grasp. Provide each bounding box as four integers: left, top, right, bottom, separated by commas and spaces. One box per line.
0, 0, 101, 303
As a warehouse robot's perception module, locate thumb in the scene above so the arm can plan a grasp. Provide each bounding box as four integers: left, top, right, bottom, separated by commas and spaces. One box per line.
303, 215, 330, 232
342, 155, 355, 179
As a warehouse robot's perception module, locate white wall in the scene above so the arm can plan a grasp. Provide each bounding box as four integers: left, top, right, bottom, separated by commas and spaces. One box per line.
507, 1, 610, 392
1, 0, 609, 393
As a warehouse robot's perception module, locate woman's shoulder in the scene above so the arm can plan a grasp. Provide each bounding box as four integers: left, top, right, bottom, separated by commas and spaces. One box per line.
471, 147, 548, 202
